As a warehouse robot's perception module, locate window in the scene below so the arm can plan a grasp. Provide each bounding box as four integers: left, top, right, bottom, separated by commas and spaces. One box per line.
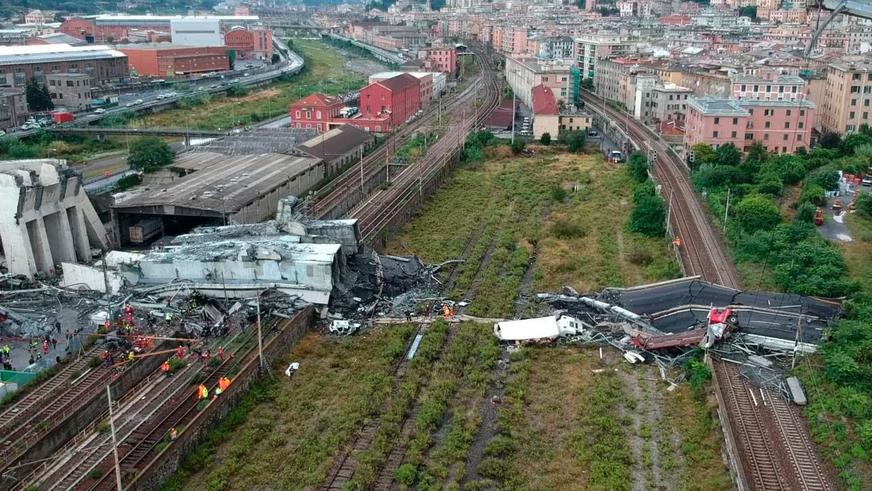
713, 130, 719, 138
714, 117, 720, 124
766, 85, 771, 92
851, 111, 856, 118
765, 121, 771, 128
779, 85, 784, 93
786, 109, 791, 116
782, 146, 787, 153
800, 109, 805, 116
741, 84, 746, 91
866, 112, 870, 120
306, 111, 311, 119
753, 85, 759, 91
731, 131, 737, 138
852, 99, 858, 106
316, 110, 322, 119
764, 133, 769, 140
799, 122, 804, 129
733, 118, 738, 125
798, 134, 803, 141
295, 111, 300, 118
785, 122, 790, 129
745, 133, 753, 140
783, 134, 789, 141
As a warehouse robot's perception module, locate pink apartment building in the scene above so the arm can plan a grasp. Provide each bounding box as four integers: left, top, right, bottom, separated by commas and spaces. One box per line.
685, 97, 816, 154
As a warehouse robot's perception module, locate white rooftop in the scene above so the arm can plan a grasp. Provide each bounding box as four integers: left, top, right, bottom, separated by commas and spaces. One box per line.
0, 44, 126, 66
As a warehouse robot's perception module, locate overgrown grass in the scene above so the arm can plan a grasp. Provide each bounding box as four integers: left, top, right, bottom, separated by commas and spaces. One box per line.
129, 39, 368, 130
346, 320, 450, 489
387, 151, 678, 318
161, 324, 415, 490
0, 132, 123, 165
400, 323, 500, 489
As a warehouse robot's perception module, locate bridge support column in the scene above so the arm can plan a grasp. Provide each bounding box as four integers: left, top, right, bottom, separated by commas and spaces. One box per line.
184, 135, 191, 147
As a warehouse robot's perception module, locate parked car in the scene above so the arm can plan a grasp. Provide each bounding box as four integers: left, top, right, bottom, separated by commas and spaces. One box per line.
862, 175, 872, 186
94, 108, 106, 114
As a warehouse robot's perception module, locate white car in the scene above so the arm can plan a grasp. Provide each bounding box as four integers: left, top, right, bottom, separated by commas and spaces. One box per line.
125, 102, 134, 107
134, 99, 144, 105
94, 108, 106, 114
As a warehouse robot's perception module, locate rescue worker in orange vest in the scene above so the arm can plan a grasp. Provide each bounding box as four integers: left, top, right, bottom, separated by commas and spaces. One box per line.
160, 360, 170, 374
176, 344, 185, 359
442, 304, 450, 318
127, 351, 135, 363
170, 427, 178, 440
197, 384, 208, 400
217, 346, 225, 362
219, 376, 231, 392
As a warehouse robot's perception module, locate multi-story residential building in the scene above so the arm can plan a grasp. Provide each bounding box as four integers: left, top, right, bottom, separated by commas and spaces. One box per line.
531, 84, 559, 139
594, 57, 648, 109
0, 44, 127, 89
369, 71, 434, 108
421, 47, 457, 75
46, 72, 93, 111
533, 36, 574, 61
505, 56, 571, 110
820, 61, 872, 134
729, 72, 807, 102
575, 36, 632, 80
636, 83, 693, 125
685, 96, 816, 154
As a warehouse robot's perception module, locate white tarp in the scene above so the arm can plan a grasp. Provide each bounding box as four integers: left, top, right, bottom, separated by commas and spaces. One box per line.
494, 316, 560, 341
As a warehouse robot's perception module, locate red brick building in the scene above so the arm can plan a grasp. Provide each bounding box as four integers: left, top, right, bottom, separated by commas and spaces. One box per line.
422, 47, 457, 75
120, 44, 229, 77
224, 27, 273, 60
60, 18, 127, 43
289, 93, 344, 133
352, 73, 421, 132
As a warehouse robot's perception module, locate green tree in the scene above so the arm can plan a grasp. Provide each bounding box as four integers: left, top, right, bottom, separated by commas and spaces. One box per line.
540, 132, 551, 145
271, 53, 280, 64
627, 151, 648, 182
714, 143, 741, 166
128, 137, 173, 171
795, 202, 817, 223
25, 77, 53, 111
744, 141, 768, 166
629, 194, 666, 236
227, 49, 236, 70
807, 165, 840, 190
799, 183, 826, 206
690, 143, 715, 168
856, 193, 872, 217
561, 130, 586, 152
841, 133, 872, 156
734, 194, 781, 233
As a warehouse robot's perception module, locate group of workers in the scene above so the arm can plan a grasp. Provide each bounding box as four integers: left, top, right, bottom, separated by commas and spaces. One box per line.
1, 344, 12, 370
196, 376, 232, 400
441, 303, 457, 319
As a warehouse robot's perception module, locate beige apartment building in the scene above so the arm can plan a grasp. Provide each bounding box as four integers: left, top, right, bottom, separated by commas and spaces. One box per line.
505, 56, 571, 110
575, 36, 632, 81
819, 61, 872, 134
46, 72, 93, 111
595, 57, 649, 110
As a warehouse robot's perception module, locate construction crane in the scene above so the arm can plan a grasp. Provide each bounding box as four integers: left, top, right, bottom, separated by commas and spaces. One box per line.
804, 0, 872, 56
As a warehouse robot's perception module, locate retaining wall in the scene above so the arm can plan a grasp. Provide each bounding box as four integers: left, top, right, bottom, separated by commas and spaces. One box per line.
129, 306, 313, 490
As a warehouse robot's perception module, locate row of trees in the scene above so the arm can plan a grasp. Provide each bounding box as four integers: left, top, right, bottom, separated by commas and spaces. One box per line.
626, 152, 666, 237
690, 140, 853, 297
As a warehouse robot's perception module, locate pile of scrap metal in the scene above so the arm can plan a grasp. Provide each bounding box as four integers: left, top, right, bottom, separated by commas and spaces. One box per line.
538, 277, 840, 357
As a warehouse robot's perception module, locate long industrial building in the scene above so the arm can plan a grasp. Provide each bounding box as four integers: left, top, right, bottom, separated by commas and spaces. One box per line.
0, 44, 128, 89
112, 152, 325, 245
0, 159, 109, 278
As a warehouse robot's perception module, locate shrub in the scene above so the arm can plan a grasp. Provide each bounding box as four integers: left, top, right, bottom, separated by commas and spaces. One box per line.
394, 463, 417, 485
511, 139, 525, 155
550, 184, 567, 203
807, 166, 840, 191
685, 356, 711, 398
795, 202, 816, 223
540, 132, 551, 145
561, 130, 586, 152
799, 183, 826, 207
714, 143, 741, 166
693, 164, 743, 188
627, 152, 648, 182
756, 178, 783, 197
856, 193, 872, 218
483, 434, 515, 458
733, 194, 781, 233
628, 194, 666, 237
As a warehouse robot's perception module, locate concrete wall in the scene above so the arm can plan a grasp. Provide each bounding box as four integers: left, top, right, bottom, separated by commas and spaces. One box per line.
130, 307, 314, 490
230, 162, 325, 225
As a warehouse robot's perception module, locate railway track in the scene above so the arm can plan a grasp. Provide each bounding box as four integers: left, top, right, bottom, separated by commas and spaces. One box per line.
312, 66, 490, 220
581, 91, 833, 490
0, 347, 100, 434
350, 53, 501, 243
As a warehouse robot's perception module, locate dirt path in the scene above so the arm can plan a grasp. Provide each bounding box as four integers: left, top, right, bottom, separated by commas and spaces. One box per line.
618, 366, 673, 491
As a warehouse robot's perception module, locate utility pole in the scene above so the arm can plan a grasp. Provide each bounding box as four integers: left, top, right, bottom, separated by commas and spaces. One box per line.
723, 187, 732, 234
665, 190, 674, 235
256, 290, 264, 369
511, 91, 516, 145
107, 386, 123, 491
